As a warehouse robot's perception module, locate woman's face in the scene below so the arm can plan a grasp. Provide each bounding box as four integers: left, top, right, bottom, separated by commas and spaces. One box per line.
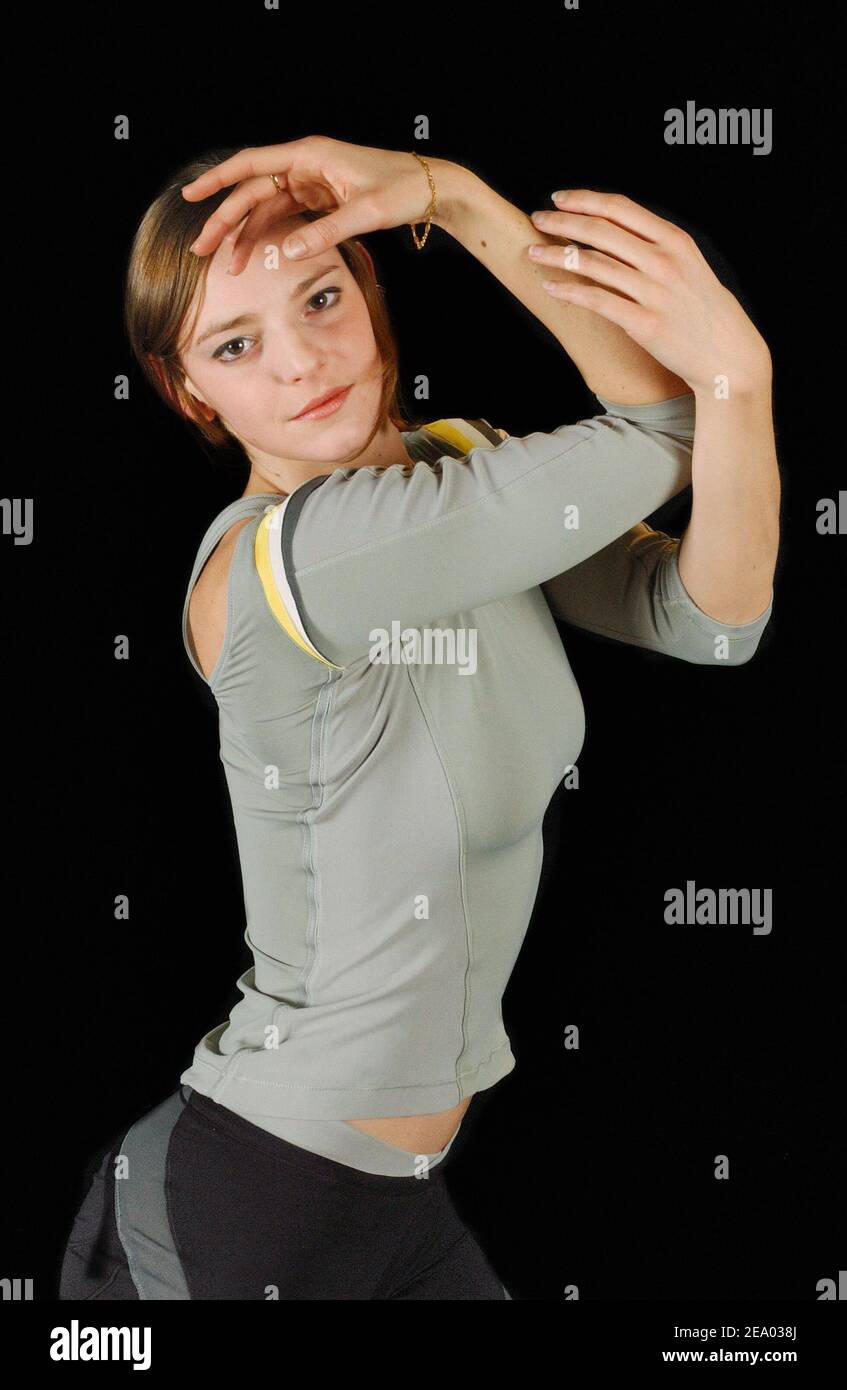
180, 212, 383, 464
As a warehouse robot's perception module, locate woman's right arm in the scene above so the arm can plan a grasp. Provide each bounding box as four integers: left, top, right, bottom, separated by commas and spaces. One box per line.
257, 393, 697, 670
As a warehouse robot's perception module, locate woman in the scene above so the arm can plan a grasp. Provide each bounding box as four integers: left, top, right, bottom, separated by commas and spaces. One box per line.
59, 137, 778, 1300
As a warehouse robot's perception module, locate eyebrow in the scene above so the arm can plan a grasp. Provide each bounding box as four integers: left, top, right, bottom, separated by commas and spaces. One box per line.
193, 262, 342, 349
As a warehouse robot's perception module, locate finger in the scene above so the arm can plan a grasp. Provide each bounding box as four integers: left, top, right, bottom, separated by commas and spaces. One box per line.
189, 177, 300, 257
180, 140, 311, 200
528, 243, 643, 301
530, 209, 661, 273
227, 196, 311, 276
550, 189, 685, 248
278, 196, 383, 260
286, 182, 339, 212
540, 278, 648, 336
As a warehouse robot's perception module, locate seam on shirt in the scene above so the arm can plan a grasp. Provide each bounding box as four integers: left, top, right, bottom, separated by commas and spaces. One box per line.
404, 663, 474, 1093
294, 668, 339, 1012
293, 420, 656, 578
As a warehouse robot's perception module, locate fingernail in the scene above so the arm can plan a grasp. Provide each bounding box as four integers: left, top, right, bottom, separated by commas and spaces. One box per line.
188, 240, 199, 254
551, 191, 569, 204
284, 237, 307, 258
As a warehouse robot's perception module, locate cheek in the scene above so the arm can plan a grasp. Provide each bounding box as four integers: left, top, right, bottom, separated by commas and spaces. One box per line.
197, 369, 265, 432
210, 373, 256, 411
342, 297, 378, 359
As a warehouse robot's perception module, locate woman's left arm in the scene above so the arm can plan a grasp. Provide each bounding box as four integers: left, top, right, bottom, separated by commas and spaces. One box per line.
679, 379, 778, 624
436, 170, 780, 627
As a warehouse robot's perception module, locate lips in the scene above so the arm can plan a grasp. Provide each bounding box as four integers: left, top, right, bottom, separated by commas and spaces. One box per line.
291, 385, 351, 420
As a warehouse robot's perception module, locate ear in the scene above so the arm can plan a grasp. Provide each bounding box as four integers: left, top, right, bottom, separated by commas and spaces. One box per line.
146, 353, 171, 398
148, 355, 215, 422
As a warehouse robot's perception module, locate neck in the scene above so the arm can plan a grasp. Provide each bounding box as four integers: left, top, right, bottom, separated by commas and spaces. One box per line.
240, 418, 416, 499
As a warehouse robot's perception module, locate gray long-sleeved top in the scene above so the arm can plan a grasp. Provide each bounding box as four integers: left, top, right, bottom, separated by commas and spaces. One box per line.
179, 393, 773, 1121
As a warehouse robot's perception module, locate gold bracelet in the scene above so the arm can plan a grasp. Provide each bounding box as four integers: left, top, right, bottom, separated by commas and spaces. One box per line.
409, 151, 437, 250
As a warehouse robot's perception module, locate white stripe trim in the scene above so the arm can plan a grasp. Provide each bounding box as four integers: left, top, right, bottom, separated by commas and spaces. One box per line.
263, 498, 327, 662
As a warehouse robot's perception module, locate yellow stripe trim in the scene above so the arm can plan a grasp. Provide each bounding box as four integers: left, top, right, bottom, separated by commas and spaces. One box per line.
422, 419, 478, 454
254, 510, 342, 670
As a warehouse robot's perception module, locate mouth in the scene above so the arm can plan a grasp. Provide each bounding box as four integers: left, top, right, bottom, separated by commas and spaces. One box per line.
290, 384, 353, 421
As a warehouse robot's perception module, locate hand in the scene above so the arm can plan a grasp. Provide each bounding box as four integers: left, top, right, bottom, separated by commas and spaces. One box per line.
181, 135, 439, 275
527, 190, 772, 395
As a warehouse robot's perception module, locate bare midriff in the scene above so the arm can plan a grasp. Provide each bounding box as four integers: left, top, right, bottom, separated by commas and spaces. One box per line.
345, 1096, 474, 1155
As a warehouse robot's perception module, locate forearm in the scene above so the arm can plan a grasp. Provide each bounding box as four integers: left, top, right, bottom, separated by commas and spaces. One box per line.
430, 158, 688, 404
677, 372, 780, 625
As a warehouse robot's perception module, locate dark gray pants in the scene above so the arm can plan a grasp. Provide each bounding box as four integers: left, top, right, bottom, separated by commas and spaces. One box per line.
59, 1086, 511, 1300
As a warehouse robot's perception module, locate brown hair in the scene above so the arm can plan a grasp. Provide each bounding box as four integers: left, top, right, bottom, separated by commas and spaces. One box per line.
123, 145, 421, 457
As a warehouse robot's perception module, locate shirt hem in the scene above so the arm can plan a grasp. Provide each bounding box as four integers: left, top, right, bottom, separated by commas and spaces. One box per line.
179, 1037, 516, 1121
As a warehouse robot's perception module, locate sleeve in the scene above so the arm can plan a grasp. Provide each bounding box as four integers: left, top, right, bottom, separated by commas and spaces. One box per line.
255, 393, 700, 671
540, 522, 774, 666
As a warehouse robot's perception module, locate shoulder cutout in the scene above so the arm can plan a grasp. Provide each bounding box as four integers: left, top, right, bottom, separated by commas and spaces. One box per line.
187, 515, 255, 683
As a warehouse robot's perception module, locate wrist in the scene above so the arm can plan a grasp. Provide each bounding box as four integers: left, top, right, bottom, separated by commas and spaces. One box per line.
692, 370, 772, 407
425, 158, 480, 234
691, 345, 773, 403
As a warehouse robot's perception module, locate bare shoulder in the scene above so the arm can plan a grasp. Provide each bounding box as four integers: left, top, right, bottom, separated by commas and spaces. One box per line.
188, 516, 255, 682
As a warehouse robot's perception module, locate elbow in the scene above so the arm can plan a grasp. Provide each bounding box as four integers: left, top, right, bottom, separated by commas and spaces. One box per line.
721, 640, 767, 667
659, 546, 774, 666
684, 623, 772, 667
675, 643, 762, 668
668, 601, 774, 666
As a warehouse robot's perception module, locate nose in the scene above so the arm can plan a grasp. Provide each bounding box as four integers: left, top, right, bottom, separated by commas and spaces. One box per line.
263, 327, 325, 385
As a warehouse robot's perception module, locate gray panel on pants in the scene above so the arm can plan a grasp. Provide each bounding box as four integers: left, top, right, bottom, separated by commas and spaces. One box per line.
113, 1088, 191, 1300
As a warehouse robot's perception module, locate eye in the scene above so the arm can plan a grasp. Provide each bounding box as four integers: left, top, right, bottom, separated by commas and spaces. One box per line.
210, 288, 342, 364
307, 286, 343, 314
212, 336, 254, 363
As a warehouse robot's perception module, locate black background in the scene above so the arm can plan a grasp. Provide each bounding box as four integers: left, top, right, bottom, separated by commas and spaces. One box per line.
6, 0, 844, 1319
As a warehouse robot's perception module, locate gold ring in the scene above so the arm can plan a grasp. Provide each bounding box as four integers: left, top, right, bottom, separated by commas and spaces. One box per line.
269, 173, 283, 195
